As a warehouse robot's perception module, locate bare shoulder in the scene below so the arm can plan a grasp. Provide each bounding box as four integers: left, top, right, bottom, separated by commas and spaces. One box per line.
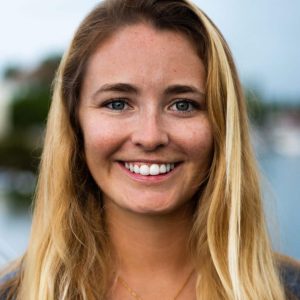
276, 253, 300, 299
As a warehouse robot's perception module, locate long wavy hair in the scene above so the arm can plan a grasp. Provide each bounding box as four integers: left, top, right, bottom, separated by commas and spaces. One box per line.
0, 0, 287, 299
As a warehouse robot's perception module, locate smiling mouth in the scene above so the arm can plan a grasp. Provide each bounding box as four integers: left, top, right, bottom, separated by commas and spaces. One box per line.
119, 161, 182, 176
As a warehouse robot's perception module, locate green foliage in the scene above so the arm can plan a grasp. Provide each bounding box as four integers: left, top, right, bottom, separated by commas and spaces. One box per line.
245, 89, 268, 126
6, 190, 33, 211
245, 88, 300, 127
0, 54, 61, 209
3, 65, 21, 79
12, 85, 50, 129
0, 128, 42, 172
1, 54, 61, 169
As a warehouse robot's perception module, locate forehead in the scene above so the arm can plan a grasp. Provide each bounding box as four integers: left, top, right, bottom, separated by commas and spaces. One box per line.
82, 22, 206, 95
108, 22, 195, 48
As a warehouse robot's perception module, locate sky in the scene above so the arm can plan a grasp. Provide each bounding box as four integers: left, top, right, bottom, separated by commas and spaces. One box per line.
1, 0, 300, 102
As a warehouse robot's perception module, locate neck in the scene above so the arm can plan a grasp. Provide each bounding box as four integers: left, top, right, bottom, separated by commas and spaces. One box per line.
105, 201, 194, 276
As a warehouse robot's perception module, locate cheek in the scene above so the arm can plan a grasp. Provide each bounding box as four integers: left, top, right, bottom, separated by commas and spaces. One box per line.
190, 130, 212, 156
172, 118, 213, 160
81, 116, 126, 161
181, 121, 213, 188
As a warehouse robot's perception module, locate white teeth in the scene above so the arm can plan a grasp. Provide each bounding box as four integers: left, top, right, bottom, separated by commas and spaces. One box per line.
134, 165, 139, 173
124, 162, 177, 176
140, 165, 150, 175
159, 164, 167, 173
149, 164, 160, 175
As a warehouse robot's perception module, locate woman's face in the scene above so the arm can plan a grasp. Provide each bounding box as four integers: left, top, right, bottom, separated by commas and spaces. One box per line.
79, 23, 213, 215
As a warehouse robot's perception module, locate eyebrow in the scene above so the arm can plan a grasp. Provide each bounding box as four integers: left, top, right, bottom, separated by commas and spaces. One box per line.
92, 82, 205, 99
164, 84, 205, 98
93, 83, 138, 97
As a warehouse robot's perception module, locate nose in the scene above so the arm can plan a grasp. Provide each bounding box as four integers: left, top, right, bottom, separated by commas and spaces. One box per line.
131, 111, 169, 151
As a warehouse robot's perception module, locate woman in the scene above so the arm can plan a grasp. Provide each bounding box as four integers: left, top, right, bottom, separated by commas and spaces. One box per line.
1, 0, 299, 299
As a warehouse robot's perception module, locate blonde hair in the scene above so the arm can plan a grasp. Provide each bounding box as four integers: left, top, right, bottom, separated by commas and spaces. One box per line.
0, 0, 287, 299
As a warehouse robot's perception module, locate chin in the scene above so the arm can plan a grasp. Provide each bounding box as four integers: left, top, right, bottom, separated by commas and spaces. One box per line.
121, 196, 191, 216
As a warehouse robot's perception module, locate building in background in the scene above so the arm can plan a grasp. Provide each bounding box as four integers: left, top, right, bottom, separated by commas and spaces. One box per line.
0, 79, 16, 139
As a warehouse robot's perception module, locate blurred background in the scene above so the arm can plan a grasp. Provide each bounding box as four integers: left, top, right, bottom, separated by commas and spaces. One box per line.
0, 0, 299, 267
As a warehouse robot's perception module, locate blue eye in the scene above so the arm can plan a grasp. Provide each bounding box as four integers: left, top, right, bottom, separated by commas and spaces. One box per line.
170, 100, 199, 113
105, 99, 128, 110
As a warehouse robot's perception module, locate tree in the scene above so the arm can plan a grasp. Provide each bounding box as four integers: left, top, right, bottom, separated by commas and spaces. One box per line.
0, 54, 61, 207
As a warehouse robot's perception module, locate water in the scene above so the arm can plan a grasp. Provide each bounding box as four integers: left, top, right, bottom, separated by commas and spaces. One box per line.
0, 152, 299, 267
0, 199, 31, 267
260, 152, 300, 260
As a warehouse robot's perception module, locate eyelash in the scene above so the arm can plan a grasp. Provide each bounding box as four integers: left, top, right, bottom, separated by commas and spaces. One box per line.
169, 99, 200, 114
103, 98, 201, 114
104, 98, 130, 111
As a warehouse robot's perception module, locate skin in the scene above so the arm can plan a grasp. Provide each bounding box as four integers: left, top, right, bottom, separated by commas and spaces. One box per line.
79, 23, 213, 299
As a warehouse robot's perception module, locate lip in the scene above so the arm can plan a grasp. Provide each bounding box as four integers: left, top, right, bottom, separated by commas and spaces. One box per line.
120, 159, 180, 164
117, 161, 182, 183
